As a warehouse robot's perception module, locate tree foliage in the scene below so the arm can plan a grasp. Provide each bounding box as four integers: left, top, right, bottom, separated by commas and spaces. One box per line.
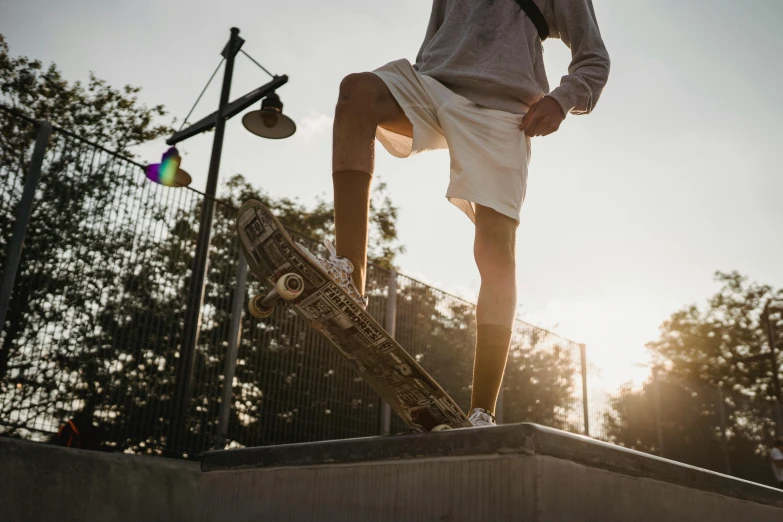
647, 271, 783, 395
606, 271, 783, 485
0, 33, 173, 444
0, 34, 171, 153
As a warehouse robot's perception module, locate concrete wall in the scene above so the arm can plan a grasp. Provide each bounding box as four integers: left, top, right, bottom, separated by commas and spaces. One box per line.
197, 454, 783, 522
4, 423, 783, 522
539, 456, 781, 522
198, 423, 783, 522
0, 438, 200, 522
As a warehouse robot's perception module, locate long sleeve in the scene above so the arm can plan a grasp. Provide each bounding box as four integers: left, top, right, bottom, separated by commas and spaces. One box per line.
544, 0, 611, 116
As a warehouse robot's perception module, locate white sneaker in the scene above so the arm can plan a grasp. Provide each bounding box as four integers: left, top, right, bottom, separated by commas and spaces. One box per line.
468, 408, 497, 428
297, 240, 369, 309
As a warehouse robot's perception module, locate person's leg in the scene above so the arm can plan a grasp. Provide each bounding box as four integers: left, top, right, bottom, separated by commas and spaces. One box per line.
470, 204, 519, 415
332, 73, 412, 294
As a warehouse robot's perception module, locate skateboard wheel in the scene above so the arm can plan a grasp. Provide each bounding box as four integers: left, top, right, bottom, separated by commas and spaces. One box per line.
248, 294, 275, 319
431, 424, 453, 432
276, 273, 304, 301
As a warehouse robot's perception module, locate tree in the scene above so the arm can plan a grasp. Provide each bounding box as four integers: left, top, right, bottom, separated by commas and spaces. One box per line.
606, 373, 777, 484
0, 33, 173, 442
606, 271, 783, 485
647, 271, 782, 394
502, 326, 581, 430
0, 34, 170, 150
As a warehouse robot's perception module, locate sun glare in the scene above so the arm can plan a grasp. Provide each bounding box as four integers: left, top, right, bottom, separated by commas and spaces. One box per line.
521, 298, 663, 392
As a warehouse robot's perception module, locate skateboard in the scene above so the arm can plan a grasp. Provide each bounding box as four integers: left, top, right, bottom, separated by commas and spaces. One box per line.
236, 200, 472, 432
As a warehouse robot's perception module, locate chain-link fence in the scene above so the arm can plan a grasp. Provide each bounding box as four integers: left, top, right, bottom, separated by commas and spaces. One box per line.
0, 107, 595, 457
2, 107, 781, 487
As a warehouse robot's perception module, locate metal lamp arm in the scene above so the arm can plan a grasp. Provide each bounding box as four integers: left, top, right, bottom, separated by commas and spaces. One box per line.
166, 75, 289, 146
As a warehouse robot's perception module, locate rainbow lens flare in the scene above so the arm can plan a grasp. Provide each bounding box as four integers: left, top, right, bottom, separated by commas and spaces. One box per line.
145, 147, 191, 187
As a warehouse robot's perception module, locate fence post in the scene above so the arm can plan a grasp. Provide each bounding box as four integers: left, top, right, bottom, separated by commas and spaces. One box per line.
716, 386, 732, 475
0, 122, 52, 337
380, 269, 397, 436
653, 367, 666, 458
579, 343, 590, 437
216, 253, 247, 449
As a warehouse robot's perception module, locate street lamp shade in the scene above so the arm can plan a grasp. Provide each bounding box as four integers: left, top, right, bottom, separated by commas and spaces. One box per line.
242, 92, 296, 139
145, 147, 192, 187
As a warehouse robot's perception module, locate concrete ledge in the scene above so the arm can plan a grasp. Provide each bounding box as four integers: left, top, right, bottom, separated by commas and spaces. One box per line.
203, 423, 783, 509
200, 423, 783, 522
5, 424, 783, 522
0, 437, 200, 522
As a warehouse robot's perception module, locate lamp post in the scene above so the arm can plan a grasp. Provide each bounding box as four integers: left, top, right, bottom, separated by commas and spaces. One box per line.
149, 27, 296, 452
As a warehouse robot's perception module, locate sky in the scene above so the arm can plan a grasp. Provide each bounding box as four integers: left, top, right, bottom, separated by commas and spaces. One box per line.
1, 0, 782, 390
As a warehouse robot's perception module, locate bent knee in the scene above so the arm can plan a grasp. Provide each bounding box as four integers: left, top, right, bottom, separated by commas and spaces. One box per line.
339, 72, 385, 101
338, 73, 388, 104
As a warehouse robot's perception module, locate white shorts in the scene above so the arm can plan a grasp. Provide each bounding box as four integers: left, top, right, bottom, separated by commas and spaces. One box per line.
373, 59, 531, 223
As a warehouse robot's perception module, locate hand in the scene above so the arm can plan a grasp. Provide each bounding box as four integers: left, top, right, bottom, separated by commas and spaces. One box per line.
519, 96, 565, 137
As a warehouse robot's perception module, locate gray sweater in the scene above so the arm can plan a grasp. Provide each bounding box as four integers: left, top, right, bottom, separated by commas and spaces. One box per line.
414, 0, 611, 115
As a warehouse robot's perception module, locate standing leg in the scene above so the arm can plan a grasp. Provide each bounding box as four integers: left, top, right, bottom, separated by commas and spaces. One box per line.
332, 73, 412, 294
470, 204, 519, 415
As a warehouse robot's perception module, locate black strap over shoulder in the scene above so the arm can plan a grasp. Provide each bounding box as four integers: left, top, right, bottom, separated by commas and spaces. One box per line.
514, 0, 549, 40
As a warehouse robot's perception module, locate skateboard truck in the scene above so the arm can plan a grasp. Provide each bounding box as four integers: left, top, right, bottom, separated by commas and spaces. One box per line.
248, 273, 305, 319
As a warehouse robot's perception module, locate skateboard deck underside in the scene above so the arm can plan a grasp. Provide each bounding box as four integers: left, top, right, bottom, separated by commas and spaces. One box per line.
237, 200, 471, 431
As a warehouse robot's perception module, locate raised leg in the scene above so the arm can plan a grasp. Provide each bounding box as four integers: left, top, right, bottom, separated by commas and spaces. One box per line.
332, 72, 412, 293
470, 204, 519, 415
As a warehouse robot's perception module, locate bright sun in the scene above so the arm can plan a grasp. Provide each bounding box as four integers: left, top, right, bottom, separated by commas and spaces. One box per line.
521, 298, 664, 391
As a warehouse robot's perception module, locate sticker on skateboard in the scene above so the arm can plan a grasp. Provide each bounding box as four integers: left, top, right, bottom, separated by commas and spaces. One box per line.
236, 200, 472, 432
